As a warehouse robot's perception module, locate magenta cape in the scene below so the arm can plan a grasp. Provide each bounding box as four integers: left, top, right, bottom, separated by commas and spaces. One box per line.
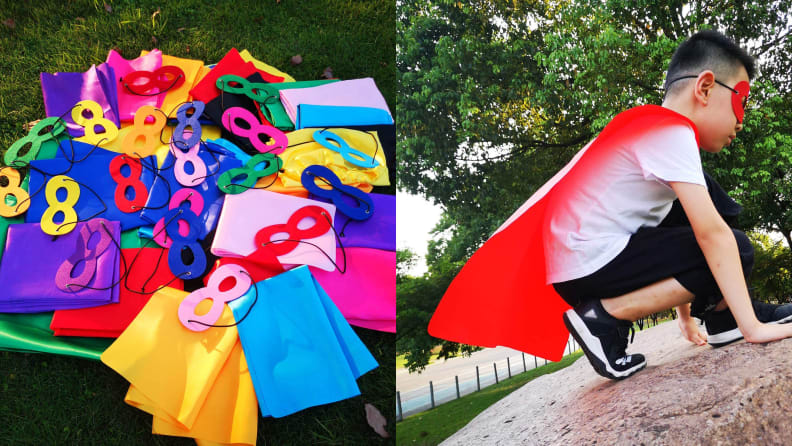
428, 105, 700, 361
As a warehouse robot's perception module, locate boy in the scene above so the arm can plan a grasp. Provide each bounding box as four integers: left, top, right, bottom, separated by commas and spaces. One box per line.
428, 30, 792, 380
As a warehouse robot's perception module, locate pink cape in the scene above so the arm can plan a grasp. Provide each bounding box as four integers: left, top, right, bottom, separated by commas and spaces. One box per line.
428, 105, 700, 361
310, 248, 395, 333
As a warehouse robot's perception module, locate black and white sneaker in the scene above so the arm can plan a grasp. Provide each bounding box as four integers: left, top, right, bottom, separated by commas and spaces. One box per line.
563, 300, 646, 380
705, 300, 792, 347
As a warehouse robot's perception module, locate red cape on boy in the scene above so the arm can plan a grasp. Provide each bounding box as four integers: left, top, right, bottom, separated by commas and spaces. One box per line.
428, 105, 701, 361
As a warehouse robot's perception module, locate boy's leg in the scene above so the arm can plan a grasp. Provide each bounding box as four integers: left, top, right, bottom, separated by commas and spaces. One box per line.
561, 277, 693, 380
601, 277, 694, 321
555, 224, 750, 380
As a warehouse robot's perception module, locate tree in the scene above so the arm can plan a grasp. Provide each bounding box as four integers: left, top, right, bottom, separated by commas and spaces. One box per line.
397, 0, 792, 370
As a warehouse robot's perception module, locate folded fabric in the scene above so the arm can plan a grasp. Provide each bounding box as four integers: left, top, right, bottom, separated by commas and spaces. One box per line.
296, 104, 393, 129
205, 138, 249, 164
140, 141, 241, 239
140, 51, 205, 117
279, 78, 391, 124
310, 248, 396, 332
106, 49, 163, 121
228, 266, 378, 417
0, 312, 112, 359
101, 286, 241, 431
190, 65, 213, 100
120, 228, 149, 249
0, 219, 121, 312
87, 122, 222, 168
50, 248, 184, 337
341, 124, 396, 194
238, 49, 295, 82
141, 338, 257, 445
247, 79, 339, 131
280, 128, 389, 190
211, 190, 337, 271
208, 256, 285, 284
189, 48, 282, 104
309, 192, 395, 251
235, 140, 378, 196
204, 72, 274, 143
0, 214, 23, 264
40, 64, 120, 137
26, 142, 158, 231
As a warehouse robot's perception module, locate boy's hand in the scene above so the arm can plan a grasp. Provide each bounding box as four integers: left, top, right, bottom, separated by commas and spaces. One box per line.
677, 317, 707, 345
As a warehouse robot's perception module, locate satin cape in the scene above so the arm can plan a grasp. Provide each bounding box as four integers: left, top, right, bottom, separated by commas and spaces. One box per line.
428, 105, 701, 361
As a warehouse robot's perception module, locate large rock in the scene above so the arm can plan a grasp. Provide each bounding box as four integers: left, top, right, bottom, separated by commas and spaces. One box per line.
441, 320, 792, 445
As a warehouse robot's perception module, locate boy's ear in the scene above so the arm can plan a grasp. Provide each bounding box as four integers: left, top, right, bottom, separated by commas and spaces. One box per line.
694, 70, 716, 106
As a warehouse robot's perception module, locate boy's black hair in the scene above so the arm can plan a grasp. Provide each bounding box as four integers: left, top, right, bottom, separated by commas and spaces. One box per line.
664, 30, 756, 97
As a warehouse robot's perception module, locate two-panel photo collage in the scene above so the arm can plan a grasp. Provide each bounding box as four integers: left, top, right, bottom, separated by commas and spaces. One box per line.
1, 1, 791, 444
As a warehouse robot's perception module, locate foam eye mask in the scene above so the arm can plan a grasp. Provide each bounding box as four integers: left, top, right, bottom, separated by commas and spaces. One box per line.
732, 80, 750, 123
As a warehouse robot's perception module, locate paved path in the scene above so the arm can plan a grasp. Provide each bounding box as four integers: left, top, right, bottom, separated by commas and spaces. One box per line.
396, 344, 563, 394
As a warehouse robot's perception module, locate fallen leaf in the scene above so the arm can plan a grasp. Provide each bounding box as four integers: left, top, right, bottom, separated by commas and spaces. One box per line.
151, 35, 157, 45
24, 119, 41, 132
177, 27, 185, 32
253, 16, 264, 23
2, 18, 15, 29
112, 46, 121, 54
76, 17, 86, 22
322, 67, 334, 79
104, 2, 111, 13
364, 403, 389, 438
290, 55, 303, 65
185, 45, 190, 53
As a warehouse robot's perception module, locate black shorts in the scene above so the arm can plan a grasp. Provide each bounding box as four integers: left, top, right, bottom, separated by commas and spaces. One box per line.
552, 172, 751, 319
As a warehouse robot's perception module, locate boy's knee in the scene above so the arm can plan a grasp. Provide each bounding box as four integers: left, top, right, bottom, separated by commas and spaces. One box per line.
732, 229, 754, 271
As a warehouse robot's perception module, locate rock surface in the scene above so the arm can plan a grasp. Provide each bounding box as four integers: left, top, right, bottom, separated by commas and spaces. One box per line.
441, 320, 792, 445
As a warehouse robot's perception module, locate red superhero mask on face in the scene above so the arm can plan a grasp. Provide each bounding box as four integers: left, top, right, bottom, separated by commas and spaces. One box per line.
665, 75, 750, 123
730, 80, 750, 123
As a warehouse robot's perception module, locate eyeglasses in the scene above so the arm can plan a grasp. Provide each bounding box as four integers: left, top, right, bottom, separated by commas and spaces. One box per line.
665, 75, 750, 123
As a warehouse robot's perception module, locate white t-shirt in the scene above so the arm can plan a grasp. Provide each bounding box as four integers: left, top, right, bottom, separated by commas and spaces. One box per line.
545, 124, 706, 284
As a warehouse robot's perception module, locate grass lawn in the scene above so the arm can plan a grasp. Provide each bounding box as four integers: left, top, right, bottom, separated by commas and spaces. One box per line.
0, 1, 395, 444
396, 351, 583, 446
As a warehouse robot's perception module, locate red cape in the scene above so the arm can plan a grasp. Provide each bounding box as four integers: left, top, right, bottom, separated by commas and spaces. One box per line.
428, 105, 700, 361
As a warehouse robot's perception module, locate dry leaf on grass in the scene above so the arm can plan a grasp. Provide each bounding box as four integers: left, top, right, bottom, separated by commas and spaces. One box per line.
103, 3, 112, 13
322, 67, 334, 79
2, 18, 15, 29
364, 403, 389, 438
290, 55, 303, 65
24, 120, 41, 132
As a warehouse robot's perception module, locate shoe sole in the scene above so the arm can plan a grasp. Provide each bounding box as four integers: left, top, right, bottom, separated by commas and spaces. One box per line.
708, 313, 792, 348
563, 309, 646, 380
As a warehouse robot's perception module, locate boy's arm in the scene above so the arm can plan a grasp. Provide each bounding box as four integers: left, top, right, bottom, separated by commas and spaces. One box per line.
670, 181, 792, 343
675, 303, 706, 345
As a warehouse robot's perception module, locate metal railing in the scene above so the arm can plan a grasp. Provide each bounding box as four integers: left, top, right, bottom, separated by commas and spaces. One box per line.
397, 315, 664, 421
396, 339, 578, 420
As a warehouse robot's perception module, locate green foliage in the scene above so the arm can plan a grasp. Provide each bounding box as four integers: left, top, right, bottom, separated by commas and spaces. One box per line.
748, 232, 792, 304
397, 248, 419, 282
396, 262, 481, 373
398, 0, 792, 370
